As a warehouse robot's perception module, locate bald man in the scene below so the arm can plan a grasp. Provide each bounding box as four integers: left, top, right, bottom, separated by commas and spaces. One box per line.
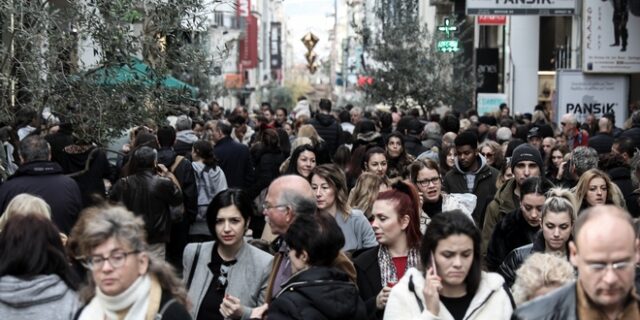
513, 205, 640, 319
589, 117, 615, 154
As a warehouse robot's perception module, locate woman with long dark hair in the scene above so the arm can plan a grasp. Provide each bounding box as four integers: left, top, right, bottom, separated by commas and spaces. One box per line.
353, 181, 422, 319
385, 132, 415, 179
285, 144, 317, 179
0, 215, 80, 319
384, 211, 513, 319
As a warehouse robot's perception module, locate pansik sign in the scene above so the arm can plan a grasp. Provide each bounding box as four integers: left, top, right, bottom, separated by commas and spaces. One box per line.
582, 0, 640, 73
555, 70, 628, 128
467, 0, 577, 15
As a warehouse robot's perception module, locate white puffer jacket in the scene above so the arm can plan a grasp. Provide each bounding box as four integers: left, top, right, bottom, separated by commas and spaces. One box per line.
384, 268, 513, 320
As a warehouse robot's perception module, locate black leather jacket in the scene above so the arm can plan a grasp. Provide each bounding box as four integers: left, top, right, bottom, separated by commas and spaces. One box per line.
498, 232, 548, 287
109, 170, 182, 244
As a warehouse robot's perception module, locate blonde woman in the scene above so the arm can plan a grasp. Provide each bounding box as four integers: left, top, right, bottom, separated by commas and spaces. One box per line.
348, 172, 390, 220
0, 193, 51, 230
574, 168, 626, 212
511, 253, 575, 305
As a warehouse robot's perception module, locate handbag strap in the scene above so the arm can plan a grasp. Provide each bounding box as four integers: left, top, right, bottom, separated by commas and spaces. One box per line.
186, 243, 202, 290
154, 298, 177, 320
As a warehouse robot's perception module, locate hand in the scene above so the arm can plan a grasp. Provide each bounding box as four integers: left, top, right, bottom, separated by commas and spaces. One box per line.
375, 286, 392, 310
249, 304, 268, 320
556, 161, 565, 180
156, 163, 169, 174
423, 267, 442, 315
220, 294, 244, 319
418, 192, 425, 208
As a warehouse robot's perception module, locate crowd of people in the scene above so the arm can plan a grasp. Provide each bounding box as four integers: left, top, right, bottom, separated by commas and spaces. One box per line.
0, 98, 640, 319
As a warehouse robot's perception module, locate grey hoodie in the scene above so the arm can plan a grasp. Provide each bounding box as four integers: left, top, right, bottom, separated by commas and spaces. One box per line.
454, 154, 488, 193
191, 161, 228, 236
176, 130, 199, 144
0, 274, 80, 320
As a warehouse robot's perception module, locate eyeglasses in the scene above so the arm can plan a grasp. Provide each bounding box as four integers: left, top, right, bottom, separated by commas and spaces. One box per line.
587, 261, 633, 274
416, 177, 440, 187
482, 152, 495, 158
82, 250, 139, 270
263, 203, 288, 212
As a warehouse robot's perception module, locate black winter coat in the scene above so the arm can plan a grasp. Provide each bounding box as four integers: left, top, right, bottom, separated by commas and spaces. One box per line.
268, 266, 367, 320
58, 145, 113, 208
109, 170, 182, 244
246, 148, 285, 200
353, 246, 384, 320
213, 137, 254, 189
498, 232, 547, 287
403, 135, 428, 158
309, 113, 343, 157
486, 208, 539, 272
588, 132, 614, 154
157, 147, 198, 223
0, 161, 83, 234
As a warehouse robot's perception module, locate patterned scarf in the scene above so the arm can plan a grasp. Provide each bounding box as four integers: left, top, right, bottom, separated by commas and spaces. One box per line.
378, 245, 420, 287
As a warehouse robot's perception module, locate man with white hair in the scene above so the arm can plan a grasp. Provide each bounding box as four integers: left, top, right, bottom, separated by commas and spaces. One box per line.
422, 122, 442, 151
560, 113, 589, 151
496, 127, 512, 145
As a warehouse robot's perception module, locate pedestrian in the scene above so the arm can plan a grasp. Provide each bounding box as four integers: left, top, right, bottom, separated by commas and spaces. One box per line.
479, 140, 505, 170
384, 210, 513, 319
443, 131, 498, 227
285, 144, 317, 179
182, 189, 272, 320
70, 205, 191, 319
0, 215, 80, 319
486, 177, 553, 271
353, 181, 422, 320
574, 168, 626, 212
409, 158, 476, 232
363, 146, 388, 178
190, 140, 228, 242
439, 144, 456, 174
545, 145, 569, 184
174, 115, 199, 157
510, 253, 575, 305
211, 120, 254, 189
266, 214, 367, 320
498, 188, 577, 287
385, 132, 415, 179
310, 164, 377, 252
512, 205, 640, 319
308, 99, 343, 158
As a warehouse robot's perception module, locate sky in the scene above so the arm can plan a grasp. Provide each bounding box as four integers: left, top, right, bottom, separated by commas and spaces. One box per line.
284, 0, 338, 64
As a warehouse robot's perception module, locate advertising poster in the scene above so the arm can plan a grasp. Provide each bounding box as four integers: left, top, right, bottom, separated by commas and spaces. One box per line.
466, 0, 577, 15
555, 70, 628, 128
476, 48, 500, 93
583, 0, 640, 73
477, 93, 507, 116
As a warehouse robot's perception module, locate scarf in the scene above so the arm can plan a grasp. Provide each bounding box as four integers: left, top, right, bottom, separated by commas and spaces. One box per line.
378, 245, 419, 287
79, 274, 160, 320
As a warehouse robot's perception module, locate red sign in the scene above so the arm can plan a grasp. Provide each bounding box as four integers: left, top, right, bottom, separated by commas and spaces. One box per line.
477, 16, 506, 26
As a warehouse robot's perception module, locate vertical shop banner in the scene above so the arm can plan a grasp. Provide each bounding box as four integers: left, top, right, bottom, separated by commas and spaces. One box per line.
556, 70, 628, 128
476, 48, 500, 93
477, 93, 507, 115
270, 22, 282, 70
238, 0, 257, 69
583, 0, 640, 73
466, 0, 577, 15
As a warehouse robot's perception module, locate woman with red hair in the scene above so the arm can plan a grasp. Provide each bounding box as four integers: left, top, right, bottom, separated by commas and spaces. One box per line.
353, 181, 422, 320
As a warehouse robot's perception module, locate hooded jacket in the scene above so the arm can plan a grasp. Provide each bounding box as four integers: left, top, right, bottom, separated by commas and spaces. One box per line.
268, 266, 367, 320
443, 154, 498, 227
0, 161, 83, 234
191, 161, 227, 236
482, 178, 518, 259
309, 113, 343, 157
0, 274, 80, 320
174, 130, 199, 156
384, 268, 513, 320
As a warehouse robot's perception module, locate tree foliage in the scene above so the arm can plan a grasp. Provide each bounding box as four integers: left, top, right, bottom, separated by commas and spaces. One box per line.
0, 0, 227, 144
358, 0, 474, 114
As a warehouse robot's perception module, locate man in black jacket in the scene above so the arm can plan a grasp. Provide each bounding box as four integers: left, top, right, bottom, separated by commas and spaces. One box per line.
212, 120, 254, 189
513, 206, 640, 319
309, 98, 342, 158
109, 146, 183, 259
442, 131, 498, 227
0, 135, 83, 234
588, 117, 615, 154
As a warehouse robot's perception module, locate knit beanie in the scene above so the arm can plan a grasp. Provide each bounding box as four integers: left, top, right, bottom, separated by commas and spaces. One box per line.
510, 144, 544, 171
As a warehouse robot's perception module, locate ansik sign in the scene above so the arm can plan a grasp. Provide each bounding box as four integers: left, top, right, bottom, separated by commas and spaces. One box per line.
467, 0, 577, 15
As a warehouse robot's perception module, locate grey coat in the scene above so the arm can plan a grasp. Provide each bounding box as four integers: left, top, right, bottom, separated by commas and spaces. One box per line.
183, 240, 273, 320
0, 274, 80, 320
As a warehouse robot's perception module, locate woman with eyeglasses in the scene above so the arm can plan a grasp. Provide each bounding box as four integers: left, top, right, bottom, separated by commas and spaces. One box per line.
0, 215, 80, 319
486, 177, 554, 272
499, 188, 577, 287
183, 189, 273, 320
69, 205, 191, 320
353, 181, 422, 320
310, 164, 377, 253
384, 211, 513, 319
409, 159, 476, 233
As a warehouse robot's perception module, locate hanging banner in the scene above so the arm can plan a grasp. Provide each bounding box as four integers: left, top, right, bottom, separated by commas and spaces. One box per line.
555, 70, 628, 128
466, 0, 577, 15
270, 22, 282, 70
582, 0, 640, 73
476, 48, 500, 93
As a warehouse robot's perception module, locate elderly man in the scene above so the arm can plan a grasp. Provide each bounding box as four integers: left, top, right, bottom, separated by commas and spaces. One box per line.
263, 175, 355, 303
589, 117, 615, 154
560, 113, 589, 150
513, 205, 640, 319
